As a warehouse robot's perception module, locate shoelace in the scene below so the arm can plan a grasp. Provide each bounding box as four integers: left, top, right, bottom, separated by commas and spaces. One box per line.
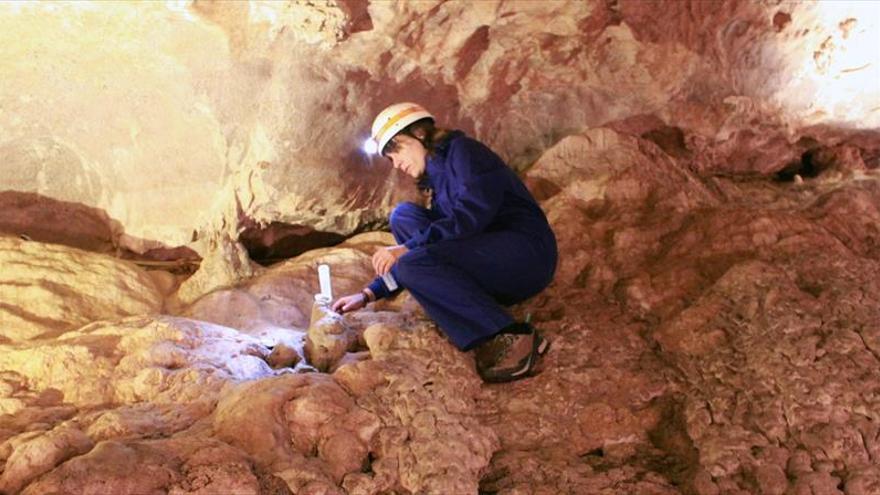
493, 333, 519, 363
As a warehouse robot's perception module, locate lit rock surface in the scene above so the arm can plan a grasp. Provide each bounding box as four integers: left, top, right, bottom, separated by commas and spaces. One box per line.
500, 128, 880, 494
1, 125, 877, 493
0, 238, 498, 493
0, 1, 879, 494
0, 237, 162, 342
1, 1, 876, 253
304, 302, 358, 373
181, 231, 394, 368
0, 315, 272, 407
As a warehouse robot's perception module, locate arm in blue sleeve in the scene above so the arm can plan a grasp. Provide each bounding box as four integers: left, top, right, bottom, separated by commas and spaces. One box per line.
403, 142, 506, 249
366, 275, 397, 300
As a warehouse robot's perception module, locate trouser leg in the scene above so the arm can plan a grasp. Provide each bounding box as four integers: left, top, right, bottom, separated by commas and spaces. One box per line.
393, 247, 513, 350
393, 231, 556, 350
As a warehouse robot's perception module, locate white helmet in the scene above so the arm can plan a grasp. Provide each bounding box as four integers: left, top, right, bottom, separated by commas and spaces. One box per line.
363, 102, 434, 155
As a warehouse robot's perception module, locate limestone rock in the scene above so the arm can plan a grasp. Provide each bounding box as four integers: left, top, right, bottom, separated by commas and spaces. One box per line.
511, 124, 880, 493
213, 374, 325, 469
525, 127, 717, 298
212, 319, 496, 494
304, 301, 358, 373
0, 425, 93, 494
1, 1, 880, 492
3, 1, 875, 250
655, 258, 880, 492
0, 191, 120, 255
0, 315, 273, 407
19, 437, 278, 495
183, 232, 393, 338
345, 321, 498, 494
175, 232, 262, 306
83, 402, 213, 442
2, 121, 879, 493
0, 237, 162, 341
266, 343, 301, 369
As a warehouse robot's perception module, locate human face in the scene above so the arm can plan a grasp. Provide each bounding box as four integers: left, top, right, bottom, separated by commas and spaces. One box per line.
384, 134, 427, 178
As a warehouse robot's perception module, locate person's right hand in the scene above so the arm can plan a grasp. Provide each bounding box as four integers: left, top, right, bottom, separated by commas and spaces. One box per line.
331, 292, 368, 314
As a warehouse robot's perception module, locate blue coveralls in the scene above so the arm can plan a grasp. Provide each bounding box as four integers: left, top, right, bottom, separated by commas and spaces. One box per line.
367, 131, 558, 350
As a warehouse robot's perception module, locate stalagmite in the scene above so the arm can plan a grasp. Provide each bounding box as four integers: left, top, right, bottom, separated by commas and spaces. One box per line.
304, 298, 357, 372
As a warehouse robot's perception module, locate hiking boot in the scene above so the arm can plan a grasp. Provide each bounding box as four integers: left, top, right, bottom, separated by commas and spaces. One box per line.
535, 331, 550, 356
475, 327, 540, 383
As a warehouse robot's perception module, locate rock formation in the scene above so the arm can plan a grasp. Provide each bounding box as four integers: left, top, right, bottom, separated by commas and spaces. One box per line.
1, 0, 878, 494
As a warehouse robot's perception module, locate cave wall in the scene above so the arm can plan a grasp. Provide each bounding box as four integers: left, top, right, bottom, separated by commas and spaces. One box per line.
1, 2, 880, 494
1, 0, 877, 254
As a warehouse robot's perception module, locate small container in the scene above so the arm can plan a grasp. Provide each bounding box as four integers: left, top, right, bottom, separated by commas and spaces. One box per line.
382, 272, 398, 291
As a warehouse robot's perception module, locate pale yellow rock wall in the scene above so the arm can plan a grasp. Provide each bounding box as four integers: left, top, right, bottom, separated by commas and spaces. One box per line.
0, 237, 162, 340
1, 0, 876, 253
0, 2, 230, 246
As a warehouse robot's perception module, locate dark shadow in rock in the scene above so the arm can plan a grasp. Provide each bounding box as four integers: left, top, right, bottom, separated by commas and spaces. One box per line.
239, 221, 346, 266
455, 25, 490, 80
35, 388, 65, 407
642, 125, 690, 159
646, 395, 701, 492
338, 0, 373, 36
362, 451, 376, 474
774, 149, 824, 182
0, 190, 118, 254
0, 190, 201, 273
478, 462, 508, 495
773, 11, 792, 32
795, 276, 824, 298
523, 176, 562, 202
257, 470, 294, 495
581, 447, 605, 458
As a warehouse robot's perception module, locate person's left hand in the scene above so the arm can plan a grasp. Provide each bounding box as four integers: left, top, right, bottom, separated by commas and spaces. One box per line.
372, 245, 408, 276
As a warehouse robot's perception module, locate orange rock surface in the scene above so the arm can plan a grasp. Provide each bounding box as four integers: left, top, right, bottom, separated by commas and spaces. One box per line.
0, 1, 878, 494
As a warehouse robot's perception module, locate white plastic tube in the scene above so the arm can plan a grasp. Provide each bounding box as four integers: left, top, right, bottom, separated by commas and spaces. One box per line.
317, 264, 332, 303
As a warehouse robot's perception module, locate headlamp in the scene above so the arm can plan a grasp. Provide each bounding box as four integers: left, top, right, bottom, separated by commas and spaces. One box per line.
362, 138, 379, 155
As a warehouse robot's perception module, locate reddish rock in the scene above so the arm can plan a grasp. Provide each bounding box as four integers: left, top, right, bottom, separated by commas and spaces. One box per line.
1, 1, 879, 493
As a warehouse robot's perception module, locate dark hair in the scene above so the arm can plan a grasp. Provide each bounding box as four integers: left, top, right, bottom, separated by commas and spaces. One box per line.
381, 118, 449, 157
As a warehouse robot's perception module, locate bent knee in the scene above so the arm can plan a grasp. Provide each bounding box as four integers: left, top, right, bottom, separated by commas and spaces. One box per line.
389, 202, 423, 228
394, 248, 438, 287
393, 250, 417, 286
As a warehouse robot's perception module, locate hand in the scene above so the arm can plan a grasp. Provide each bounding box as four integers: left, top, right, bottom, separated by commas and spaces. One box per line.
331, 293, 367, 314
372, 245, 408, 276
